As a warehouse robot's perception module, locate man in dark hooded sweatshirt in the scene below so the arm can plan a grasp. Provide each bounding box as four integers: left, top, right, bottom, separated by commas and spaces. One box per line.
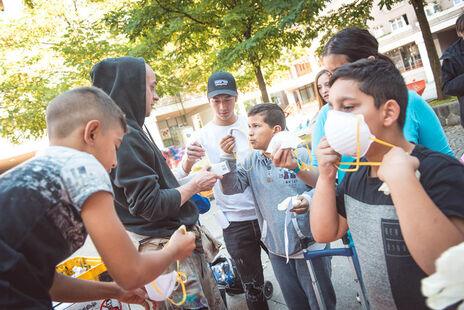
442, 12, 464, 129
90, 57, 226, 310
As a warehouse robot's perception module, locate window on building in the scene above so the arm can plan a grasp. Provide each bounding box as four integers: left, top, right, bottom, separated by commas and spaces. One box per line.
373, 25, 385, 38
390, 14, 409, 32
294, 61, 312, 77
161, 116, 188, 147
454, 0, 464, 5
385, 43, 423, 73
425, 2, 440, 17
296, 84, 315, 104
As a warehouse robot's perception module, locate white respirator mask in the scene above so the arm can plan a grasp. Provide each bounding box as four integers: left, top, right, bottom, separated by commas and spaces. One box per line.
145, 270, 178, 301
324, 110, 395, 172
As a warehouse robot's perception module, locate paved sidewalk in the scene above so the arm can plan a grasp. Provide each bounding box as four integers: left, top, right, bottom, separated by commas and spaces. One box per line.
444, 125, 464, 158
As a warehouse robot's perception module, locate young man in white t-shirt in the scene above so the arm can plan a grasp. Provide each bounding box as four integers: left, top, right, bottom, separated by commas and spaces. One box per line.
179, 72, 269, 310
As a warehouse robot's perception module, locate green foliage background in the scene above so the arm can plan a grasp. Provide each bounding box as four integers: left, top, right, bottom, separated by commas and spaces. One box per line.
1, 0, 375, 143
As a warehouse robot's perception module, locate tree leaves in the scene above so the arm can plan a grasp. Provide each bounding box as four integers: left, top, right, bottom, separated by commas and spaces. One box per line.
1, 0, 380, 142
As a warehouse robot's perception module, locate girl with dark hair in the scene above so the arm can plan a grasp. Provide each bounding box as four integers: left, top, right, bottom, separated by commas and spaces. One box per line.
311, 27, 453, 180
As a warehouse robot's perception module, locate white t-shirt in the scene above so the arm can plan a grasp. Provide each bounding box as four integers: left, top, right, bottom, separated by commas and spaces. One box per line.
184, 116, 256, 222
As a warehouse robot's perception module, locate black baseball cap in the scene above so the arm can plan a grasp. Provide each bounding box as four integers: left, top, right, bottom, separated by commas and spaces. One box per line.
207, 72, 237, 98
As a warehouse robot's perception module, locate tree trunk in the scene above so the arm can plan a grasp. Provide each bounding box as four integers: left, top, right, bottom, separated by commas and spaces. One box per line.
411, 0, 446, 100
254, 65, 270, 103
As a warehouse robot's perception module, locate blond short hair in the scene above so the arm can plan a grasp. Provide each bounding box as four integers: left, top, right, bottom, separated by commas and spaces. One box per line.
46, 87, 128, 139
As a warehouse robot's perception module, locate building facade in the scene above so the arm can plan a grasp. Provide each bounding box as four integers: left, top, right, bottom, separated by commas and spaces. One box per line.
150, 0, 464, 149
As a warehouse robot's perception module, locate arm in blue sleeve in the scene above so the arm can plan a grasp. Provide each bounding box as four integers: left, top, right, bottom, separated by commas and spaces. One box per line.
311, 104, 330, 167
219, 153, 250, 195
112, 131, 182, 222
405, 91, 454, 157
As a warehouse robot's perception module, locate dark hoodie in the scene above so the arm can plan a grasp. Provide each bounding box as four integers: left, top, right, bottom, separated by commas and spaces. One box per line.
441, 38, 464, 127
90, 57, 199, 238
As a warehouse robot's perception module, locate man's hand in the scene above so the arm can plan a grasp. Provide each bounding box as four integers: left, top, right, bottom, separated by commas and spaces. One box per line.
220, 135, 235, 154
185, 142, 205, 163
290, 196, 309, 214
315, 137, 340, 181
378, 147, 419, 184
182, 142, 205, 174
165, 225, 196, 261
271, 146, 297, 170
114, 287, 150, 310
190, 168, 222, 192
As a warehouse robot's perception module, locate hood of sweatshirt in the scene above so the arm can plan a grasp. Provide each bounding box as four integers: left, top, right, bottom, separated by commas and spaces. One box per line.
90, 57, 146, 129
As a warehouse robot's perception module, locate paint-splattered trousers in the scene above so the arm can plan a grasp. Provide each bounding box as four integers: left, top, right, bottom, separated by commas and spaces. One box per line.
223, 219, 270, 310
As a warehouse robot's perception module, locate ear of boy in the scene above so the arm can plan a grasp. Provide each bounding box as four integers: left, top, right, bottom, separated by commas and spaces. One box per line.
381, 99, 401, 129
83, 120, 101, 145
272, 125, 282, 134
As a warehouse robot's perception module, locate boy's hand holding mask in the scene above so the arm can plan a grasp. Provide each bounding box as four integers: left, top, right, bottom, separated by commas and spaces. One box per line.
277, 195, 309, 214
220, 135, 236, 154
291, 196, 309, 214
165, 225, 196, 261
378, 147, 420, 185
315, 137, 341, 181
271, 145, 298, 170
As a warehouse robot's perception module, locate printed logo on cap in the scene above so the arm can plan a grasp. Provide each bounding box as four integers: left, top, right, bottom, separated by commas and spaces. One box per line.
214, 79, 228, 87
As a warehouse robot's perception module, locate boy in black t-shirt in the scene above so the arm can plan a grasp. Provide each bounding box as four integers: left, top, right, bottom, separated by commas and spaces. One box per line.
310, 59, 464, 309
0, 87, 196, 309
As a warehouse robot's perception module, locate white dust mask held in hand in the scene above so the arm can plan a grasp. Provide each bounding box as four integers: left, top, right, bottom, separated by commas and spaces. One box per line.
229, 127, 253, 171
266, 131, 312, 172
421, 242, 464, 310
145, 270, 178, 301
324, 110, 395, 172
145, 261, 187, 305
266, 131, 302, 154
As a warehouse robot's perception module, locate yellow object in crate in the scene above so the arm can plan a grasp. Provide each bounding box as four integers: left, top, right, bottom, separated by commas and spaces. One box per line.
56, 257, 107, 281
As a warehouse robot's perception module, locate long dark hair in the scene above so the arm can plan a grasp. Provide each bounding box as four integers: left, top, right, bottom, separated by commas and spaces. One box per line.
322, 27, 394, 65
315, 69, 329, 110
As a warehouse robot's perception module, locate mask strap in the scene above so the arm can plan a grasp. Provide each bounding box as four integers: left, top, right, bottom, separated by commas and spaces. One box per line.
290, 144, 313, 172
232, 127, 253, 172
334, 117, 396, 172
150, 226, 188, 306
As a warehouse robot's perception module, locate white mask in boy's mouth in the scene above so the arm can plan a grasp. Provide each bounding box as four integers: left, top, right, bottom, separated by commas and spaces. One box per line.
324, 110, 395, 172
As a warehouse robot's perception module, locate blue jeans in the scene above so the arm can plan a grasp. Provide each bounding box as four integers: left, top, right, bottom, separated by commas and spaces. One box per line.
223, 220, 269, 310
269, 246, 336, 310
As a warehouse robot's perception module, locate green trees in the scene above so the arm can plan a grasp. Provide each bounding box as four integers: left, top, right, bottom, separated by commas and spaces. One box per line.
0, 0, 128, 142
104, 0, 329, 103
2, 0, 444, 144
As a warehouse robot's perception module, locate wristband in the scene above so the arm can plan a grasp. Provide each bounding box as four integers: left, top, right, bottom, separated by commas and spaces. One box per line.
292, 160, 301, 174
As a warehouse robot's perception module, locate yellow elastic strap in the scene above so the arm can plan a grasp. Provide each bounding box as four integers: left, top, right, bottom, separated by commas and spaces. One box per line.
151, 225, 188, 306
333, 116, 395, 172
290, 144, 313, 172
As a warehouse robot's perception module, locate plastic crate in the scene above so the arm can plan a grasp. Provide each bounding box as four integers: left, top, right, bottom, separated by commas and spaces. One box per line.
56, 257, 108, 282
